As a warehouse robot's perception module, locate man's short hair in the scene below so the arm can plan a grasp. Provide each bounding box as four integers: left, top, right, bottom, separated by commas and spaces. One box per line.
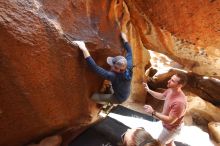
132, 128, 159, 146
176, 73, 188, 87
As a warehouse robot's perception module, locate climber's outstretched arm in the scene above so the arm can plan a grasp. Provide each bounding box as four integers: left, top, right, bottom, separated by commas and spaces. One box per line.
121, 32, 133, 69
72, 41, 115, 81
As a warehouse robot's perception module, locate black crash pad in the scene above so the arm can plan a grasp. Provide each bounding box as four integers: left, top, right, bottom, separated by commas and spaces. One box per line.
69, 105, 190, 146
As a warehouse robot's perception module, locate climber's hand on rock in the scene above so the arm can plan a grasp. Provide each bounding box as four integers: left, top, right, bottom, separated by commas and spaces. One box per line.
121, 32, 128, 42
72, 41, 88, 51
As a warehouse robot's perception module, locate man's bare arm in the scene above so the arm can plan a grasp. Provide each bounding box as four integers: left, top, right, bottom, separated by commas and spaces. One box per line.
144, 105, 178, 124
153, 111, 178, 124
143, 82, 165, 100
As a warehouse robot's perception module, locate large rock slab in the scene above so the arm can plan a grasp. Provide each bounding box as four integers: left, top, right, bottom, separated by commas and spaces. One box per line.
0, 1, 122, 146
1, 0, 220, 145
124, 0, 220, 76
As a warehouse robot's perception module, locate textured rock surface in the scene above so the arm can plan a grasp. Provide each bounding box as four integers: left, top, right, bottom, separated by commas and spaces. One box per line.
208, 122, 220, 143
186, 95, 220, 126
0, 1, 123, 146
0, 0, 220, 146
123, 0, 220, 76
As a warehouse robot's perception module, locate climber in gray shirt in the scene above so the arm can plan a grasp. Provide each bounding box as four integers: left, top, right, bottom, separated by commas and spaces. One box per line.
72, 32, 133, 104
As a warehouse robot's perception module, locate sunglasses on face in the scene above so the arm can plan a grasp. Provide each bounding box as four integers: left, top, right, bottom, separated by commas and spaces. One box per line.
113, 65, 126, 72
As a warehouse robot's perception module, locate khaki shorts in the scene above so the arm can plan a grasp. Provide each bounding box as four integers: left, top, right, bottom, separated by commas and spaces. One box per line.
158, 124, 183, 145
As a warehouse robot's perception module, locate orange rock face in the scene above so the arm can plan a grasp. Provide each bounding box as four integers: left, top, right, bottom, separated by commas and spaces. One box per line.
123, 0, 220, 76
0, 0, 220, 146
133, 0, 220, 48
0, 1, 123, 146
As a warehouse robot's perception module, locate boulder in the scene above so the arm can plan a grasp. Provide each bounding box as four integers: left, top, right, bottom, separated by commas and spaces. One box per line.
208, 122, 220, 144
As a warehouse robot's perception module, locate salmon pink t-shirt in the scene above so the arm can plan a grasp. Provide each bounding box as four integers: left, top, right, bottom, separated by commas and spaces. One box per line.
162, 89, 187, 130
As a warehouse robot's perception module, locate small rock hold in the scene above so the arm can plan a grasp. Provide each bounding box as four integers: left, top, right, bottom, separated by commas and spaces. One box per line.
209, 0, 216, 2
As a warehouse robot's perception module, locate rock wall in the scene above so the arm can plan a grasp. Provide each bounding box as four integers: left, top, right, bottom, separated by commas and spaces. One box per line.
123, 0, 220, 76
0, 0, 220, 146
115, 1, 150, 103
0, 1, 125, 146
